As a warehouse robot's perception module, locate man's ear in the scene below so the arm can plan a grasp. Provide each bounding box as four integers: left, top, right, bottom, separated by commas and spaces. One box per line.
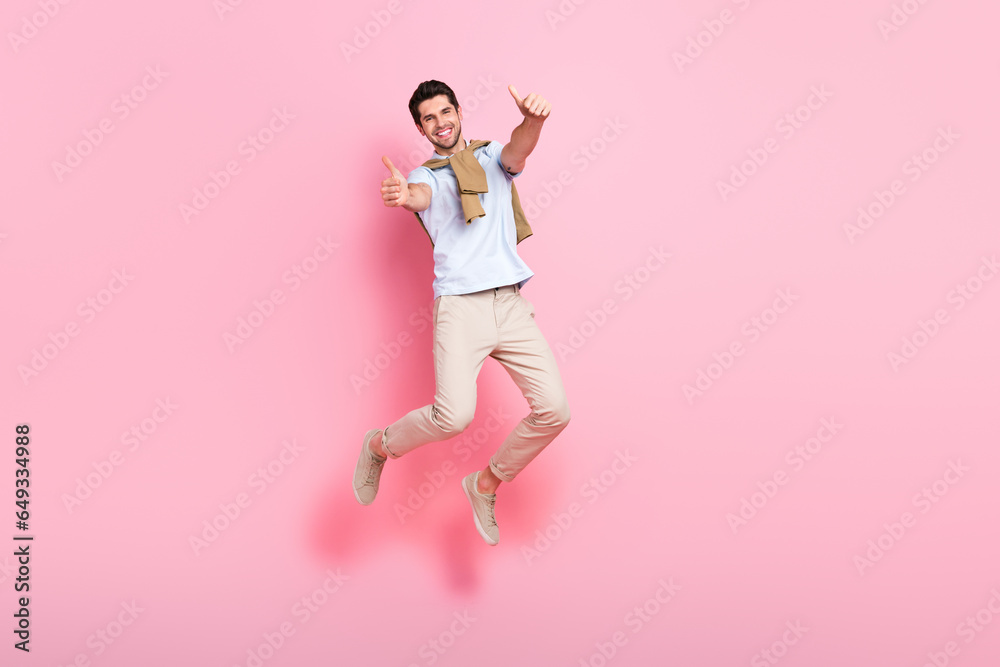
416, 122, 425, 137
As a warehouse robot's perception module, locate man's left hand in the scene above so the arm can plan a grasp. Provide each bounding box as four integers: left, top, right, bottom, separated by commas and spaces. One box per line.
508, 85, 551, 122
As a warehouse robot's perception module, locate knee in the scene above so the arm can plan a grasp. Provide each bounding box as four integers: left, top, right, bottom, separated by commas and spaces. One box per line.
433, 401, 476, 436
553, 401, 571, 430
539, 397, 571, 431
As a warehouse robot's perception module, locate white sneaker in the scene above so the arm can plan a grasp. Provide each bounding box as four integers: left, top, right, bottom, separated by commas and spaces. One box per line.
353, 429, 387, 505
461, 472, 499, 545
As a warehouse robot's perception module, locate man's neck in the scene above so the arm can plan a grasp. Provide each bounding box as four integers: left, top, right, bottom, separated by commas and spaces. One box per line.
436, 135, 468, 158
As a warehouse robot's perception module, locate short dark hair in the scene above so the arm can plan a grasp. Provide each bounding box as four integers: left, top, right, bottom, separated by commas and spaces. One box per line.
408, 80, 460, 126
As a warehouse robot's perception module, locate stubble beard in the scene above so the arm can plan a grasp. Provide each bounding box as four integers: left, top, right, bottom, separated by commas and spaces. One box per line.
429, 122, 462, 152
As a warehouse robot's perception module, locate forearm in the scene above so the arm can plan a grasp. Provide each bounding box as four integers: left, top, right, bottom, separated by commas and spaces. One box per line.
402, 183, 431, 212
504, 118, 545, 171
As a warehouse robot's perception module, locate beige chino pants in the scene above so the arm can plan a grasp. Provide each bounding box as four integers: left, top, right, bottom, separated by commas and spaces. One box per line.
382, 284, 570, 482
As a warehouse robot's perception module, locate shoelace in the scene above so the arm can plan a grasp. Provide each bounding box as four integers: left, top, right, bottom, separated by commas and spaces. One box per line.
484, 495, 497, 528
364, 454, 384, 485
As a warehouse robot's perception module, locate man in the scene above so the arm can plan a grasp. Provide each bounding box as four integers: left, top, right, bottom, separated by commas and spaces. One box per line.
354, 79, 570, 546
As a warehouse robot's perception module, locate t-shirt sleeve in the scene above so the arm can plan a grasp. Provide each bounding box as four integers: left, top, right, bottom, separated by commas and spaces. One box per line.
407, 166, 434, 190
484, 140, 520, 180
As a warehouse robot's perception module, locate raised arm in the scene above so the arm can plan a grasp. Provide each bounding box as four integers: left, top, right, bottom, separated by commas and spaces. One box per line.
380, 155, 431, 212
500, 85, 551, 175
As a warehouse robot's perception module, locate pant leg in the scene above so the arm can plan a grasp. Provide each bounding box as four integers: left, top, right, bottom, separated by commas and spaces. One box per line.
486, 289, 571, 481
382, 292, 496, 458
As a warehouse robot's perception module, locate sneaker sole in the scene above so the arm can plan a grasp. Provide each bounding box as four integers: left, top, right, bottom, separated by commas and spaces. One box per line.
354, 429, 382, 505
462, 476, 499, 546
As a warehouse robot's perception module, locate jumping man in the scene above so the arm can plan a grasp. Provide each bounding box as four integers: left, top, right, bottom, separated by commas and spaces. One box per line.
354, 79, 571, 546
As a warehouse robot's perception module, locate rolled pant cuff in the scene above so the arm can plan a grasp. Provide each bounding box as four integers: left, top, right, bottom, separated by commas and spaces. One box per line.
489, 457, 516, 483
382, 429, 402, 459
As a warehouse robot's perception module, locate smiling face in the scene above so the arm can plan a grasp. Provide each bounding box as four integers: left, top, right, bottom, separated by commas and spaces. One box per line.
415, 94, 464, 155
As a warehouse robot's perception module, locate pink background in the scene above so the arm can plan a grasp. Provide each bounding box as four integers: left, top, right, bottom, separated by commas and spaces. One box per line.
2, 0, 999, 665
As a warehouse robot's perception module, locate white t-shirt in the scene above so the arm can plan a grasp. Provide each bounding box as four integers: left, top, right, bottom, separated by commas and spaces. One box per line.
407, 140, 534, 299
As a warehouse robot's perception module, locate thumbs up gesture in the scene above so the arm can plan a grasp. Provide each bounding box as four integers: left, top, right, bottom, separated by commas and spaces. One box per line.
380, 155, 408, 208
508, 85, 551, 121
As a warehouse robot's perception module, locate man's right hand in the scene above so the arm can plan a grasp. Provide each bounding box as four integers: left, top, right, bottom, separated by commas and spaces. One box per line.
380, 156, 408, 208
